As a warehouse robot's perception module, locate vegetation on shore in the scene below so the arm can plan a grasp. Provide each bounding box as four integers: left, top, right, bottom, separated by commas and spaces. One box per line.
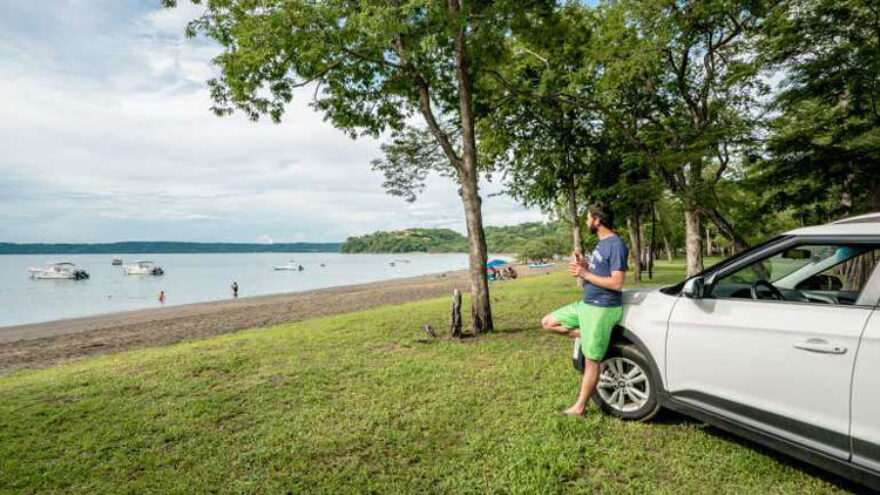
340, 228, 467, 253
0, 261, 848, 493
341, 222, 570, 256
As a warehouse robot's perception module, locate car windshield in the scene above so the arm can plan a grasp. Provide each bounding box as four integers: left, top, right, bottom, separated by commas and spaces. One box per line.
722, 246, 842, 285
710, 244, 880, 305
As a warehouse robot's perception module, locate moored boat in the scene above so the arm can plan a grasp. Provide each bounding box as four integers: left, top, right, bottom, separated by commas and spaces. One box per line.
28, 262, 90, 280
273, 261, 302, 271
123, 260, 164, 276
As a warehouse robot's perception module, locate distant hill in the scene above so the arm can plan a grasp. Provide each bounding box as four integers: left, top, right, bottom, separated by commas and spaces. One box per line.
0, 241, 342, 255
340, 222, 567, 254
340, 228, 467, 253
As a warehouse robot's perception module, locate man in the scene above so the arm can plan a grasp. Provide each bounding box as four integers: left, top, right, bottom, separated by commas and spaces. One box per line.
541, 202, 628, 416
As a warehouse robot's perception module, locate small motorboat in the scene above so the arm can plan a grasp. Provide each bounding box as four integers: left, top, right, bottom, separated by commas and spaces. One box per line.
29, 262, 89, 280
124, 260, 164, 276
111, 258, 123, 265
274, 261, 299, 271
393, 258, 411, 264
529, 262, 552, 268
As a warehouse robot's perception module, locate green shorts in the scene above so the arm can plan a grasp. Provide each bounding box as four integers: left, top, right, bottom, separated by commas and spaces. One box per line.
551, 301, 622, 361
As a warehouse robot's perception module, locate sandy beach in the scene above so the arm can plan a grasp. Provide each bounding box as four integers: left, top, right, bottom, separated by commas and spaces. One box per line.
0, 264, 559, 374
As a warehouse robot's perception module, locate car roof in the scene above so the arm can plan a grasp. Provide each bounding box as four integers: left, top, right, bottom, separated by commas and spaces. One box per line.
785, 212, 880, 236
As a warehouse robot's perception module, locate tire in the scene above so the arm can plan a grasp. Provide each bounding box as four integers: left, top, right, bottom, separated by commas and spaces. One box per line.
591, 344, 661, 421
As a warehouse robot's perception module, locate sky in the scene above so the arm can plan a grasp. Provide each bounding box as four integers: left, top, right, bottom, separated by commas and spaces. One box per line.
0, 1, 545, 244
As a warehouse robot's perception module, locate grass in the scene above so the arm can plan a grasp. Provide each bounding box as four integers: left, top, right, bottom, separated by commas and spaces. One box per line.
0, 260, 852, 494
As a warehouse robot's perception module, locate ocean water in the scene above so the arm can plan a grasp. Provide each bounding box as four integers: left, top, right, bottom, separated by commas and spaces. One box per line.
0, 252, 475, 327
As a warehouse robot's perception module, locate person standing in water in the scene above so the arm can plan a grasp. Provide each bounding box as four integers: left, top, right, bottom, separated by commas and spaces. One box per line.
158, 291, 166, 304
231, 281, 239, 298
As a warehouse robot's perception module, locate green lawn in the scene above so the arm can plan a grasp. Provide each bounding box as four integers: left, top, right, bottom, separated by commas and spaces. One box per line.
0, 260, 851, 494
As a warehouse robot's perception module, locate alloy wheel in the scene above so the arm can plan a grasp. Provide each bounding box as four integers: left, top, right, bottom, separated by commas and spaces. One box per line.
596, 357, 650, 413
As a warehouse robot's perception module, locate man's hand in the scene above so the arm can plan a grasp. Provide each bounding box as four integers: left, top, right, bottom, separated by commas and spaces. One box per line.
571, 249, 588, 268
569, 258, 588, 279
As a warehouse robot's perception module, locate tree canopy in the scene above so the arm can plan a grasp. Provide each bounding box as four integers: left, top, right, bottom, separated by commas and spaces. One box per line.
167, 0, 880, 301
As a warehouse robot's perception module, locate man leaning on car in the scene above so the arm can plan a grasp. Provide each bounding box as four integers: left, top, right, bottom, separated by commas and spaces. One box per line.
541, 202, 628, 416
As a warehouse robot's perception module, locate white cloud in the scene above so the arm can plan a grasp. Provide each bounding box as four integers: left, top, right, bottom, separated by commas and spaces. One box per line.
0, 1, 545, 243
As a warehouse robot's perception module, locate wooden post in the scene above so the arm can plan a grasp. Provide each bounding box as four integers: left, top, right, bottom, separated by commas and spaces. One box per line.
451, 289, 462, 338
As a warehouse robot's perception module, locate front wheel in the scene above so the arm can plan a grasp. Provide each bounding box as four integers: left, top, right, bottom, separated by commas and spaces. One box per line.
592, 344, 661, 421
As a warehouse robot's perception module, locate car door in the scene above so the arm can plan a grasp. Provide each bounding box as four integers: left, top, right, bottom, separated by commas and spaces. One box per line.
666, 240, 879, 459
850, 281, 880, 472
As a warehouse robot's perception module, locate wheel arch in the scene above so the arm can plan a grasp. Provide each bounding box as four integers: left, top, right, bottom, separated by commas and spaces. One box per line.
571, 324, 666, 394
612, 326, 665, 393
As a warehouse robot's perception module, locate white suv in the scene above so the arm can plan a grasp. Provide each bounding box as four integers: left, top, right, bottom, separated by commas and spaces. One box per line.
573, 213, 880, 489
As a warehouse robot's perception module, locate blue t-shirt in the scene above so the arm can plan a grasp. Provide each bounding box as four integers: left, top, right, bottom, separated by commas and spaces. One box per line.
583, 234, 628, 307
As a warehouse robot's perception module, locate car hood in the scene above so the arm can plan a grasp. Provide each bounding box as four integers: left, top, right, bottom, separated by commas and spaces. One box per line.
621, 288, 661, 307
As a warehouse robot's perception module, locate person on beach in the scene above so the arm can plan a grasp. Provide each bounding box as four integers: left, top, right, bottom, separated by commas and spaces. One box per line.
540, 202, 628, 416
231, 281, 239, 298
158, 291, 166, 304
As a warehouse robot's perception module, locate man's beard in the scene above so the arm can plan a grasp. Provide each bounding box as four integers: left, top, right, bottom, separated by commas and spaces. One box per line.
588, 224, 598, 234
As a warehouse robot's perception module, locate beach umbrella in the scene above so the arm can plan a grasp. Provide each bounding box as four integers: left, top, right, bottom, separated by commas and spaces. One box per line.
486, 259, 508, 267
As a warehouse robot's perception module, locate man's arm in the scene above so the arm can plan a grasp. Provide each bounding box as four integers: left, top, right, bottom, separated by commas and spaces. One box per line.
584, 270, 625, 292
568, 259, 626, 291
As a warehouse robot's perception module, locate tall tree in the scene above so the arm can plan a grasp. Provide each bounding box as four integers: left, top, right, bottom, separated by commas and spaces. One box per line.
570, 0, 766, 276
164, 0, 551, 332
478, 3, 596, 259
757, 0, 880, 218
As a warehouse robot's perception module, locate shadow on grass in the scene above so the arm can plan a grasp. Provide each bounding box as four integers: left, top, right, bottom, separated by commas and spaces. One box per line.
652, 410, 872, 493
492, 325, 537, 335
649, 408, 702, 427
706, 426, 873, 493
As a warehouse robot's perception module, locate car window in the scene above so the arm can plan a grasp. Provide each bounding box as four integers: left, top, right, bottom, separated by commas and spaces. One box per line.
710, 244, 880, 306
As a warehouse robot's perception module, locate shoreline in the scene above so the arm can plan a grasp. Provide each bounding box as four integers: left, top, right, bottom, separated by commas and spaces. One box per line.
0, 263, 561, 374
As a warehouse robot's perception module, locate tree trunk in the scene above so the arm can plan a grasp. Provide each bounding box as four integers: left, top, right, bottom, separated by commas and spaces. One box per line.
684, 205, 704, 277
663, 235, 673, 262
566, 179, 585, 288
841, 173, 855, 217
566, 180, 584, 255
702, 207, 748, 253
840, 256, 871, 291
868, 177, 880, 211
648, 206, 656, 280
450, 289, 462, 338
628, 214, 642, 284
705, 227, 713, 257
451, 3, 492, 333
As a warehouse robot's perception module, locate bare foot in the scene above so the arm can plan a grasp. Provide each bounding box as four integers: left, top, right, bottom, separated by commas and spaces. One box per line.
563, 404, 585, 416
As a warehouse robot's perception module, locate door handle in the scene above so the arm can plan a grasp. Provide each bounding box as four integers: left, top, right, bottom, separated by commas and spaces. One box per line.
793, 339, 847, 354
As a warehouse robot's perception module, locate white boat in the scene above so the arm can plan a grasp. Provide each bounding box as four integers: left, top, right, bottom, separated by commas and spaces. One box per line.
123, 260, 164, 276
28, 262, 90, 280
111, 258, 123, 265
273, 261, 303, 271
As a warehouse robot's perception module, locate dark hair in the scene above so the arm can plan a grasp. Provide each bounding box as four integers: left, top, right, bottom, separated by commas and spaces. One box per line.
587, 202, 614, 229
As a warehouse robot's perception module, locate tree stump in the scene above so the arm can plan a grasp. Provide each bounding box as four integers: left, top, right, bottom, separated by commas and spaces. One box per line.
450, 289, 462, 338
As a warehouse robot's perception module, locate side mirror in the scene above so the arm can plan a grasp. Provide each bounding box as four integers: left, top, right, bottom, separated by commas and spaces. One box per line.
682, 276, 705, 299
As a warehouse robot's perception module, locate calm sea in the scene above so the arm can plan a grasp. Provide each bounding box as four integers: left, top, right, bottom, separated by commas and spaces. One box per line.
0, 252, 475, 327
